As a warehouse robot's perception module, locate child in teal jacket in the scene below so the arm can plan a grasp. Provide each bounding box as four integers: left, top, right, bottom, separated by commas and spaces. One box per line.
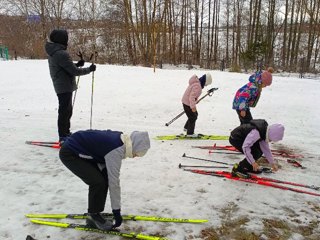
232, 68, 273, 125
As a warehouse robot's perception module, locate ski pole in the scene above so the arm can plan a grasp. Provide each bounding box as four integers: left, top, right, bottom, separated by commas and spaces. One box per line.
72, 76, 80, 108
89, 52, 97, 129
179, 163, 229, 169
72, 51, 84, 108
182, 153, 233, 166
165, 111, 185, 127
208, 150, 242, 155
165, 87, 218, 126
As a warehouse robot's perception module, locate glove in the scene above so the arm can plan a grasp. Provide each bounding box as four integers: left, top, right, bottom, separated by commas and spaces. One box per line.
75, 59, 85, 67
89, 64, 96, 72
112, 209, 122, 228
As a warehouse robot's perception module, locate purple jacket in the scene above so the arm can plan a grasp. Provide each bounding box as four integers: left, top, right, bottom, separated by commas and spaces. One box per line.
181, 75, 202, 109
242, 129, 274, 165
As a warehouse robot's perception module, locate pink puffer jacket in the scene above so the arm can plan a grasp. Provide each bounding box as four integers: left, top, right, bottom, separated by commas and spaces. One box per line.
181, 75, 202, 109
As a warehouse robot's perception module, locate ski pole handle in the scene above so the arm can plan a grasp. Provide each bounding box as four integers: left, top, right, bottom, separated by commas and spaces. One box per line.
76, 51, 83, 60
196, 87, 219, 103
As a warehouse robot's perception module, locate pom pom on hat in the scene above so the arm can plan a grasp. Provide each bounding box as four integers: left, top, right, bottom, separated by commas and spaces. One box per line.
261, 71, 272, 86
267, 67, 274, 73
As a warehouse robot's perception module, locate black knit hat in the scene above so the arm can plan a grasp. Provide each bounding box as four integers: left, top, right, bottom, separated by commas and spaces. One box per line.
49, 29, 68, 46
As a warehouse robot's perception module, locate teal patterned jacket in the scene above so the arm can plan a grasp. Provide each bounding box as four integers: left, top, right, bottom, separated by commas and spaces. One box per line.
232, 71, 263, 111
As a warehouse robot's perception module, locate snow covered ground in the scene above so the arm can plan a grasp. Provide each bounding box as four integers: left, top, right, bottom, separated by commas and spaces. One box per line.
0, 60, 319, 239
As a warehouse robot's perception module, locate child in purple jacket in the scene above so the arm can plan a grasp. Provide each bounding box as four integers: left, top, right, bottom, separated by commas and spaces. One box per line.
181, 73, 212, 137
232, 68, 273, 125
229, 119, 284, 177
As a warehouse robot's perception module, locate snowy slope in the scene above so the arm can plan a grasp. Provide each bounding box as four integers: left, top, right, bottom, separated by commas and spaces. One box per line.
0, 60, 319, 239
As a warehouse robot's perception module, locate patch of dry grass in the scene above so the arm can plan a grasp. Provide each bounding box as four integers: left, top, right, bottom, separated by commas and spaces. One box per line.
190, 201, 320, 240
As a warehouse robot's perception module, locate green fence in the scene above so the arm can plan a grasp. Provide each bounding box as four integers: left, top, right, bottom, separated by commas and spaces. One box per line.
0, 46, 9, 60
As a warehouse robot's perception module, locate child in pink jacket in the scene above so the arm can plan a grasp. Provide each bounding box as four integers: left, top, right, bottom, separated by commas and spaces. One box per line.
181, 73, 212, 137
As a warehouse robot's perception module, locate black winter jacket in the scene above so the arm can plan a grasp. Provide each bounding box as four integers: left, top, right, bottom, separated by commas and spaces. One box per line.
45, 42, 91, 94
230, 119, 268, 142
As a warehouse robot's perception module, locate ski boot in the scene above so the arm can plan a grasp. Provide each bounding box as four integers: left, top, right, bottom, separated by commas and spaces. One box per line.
86, 213, 113, 231
231, 163, 250, 179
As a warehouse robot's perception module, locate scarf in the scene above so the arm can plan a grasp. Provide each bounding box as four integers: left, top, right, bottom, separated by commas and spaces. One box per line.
120, 134, 133, 158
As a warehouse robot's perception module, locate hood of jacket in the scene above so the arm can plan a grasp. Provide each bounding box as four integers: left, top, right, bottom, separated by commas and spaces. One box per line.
45, 41, 67, 57
130, 131, 150, 157
249, 70, 262, 85
188, 75, 200, 85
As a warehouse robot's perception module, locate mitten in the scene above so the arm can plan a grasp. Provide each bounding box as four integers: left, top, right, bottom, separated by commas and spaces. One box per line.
89, 64, 96, 72
112, 209, 122, 228
75, 59, 85, 67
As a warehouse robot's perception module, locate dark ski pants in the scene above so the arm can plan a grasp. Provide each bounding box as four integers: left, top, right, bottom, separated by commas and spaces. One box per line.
57, 92, 73, 138
236, 109, 253, 125
229, 135, 262, 172
183, 104, 198, 135
59, 145, 109, 213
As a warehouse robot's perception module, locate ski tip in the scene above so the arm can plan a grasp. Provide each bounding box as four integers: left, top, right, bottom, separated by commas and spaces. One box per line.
26, 235, 36, 240
178, 163, 182, 168
192, 219, 209, 223
182, 153, 186, 157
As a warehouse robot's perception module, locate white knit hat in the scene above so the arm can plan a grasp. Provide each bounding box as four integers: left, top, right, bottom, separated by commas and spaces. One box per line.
204, 73, 213, 86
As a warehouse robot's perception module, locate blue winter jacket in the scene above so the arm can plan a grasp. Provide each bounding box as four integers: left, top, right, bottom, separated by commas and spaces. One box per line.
64, 129, 124, 210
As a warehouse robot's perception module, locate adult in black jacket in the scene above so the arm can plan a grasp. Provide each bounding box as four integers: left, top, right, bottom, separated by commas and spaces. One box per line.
45, 29, 96, 142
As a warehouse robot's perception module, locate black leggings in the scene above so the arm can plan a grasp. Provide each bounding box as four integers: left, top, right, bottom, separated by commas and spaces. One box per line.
229, 136, 262, 172
57, 92, 73, 138
236, 109, 253, 125
59, 145, 108, 213
183, 104, 198, 134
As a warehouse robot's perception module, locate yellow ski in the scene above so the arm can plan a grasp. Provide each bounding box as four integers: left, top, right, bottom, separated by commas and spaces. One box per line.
26, 213, 208, 223
30, 219, 169, 240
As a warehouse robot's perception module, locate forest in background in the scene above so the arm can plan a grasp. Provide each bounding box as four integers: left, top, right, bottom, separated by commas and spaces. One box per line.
0, 0, 319, 73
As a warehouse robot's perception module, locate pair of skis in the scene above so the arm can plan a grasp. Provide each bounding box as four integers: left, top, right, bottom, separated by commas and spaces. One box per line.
26, 213, 208, 240
193, 143, 303, 159
184, 169, 320, 197
193, 143, 305, 168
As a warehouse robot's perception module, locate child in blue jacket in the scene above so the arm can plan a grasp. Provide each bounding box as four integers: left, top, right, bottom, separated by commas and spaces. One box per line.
59, 129, 150, 231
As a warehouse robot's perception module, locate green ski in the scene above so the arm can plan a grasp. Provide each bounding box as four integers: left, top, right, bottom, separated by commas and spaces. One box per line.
30, 219, 169, 240
155, 134, 228, 140
26, 213, 208, 223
